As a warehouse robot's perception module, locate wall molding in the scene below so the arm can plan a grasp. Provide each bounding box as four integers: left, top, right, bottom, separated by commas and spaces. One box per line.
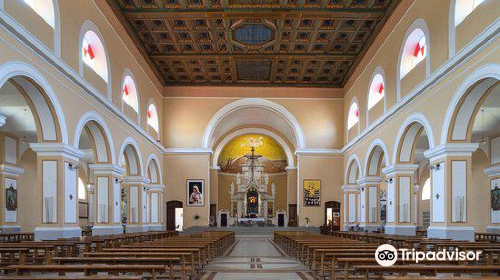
0, 9, 163, 152
342, 19, 499, 155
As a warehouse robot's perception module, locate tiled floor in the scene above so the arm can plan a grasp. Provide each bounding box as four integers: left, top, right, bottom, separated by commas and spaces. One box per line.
196, 237, 318, 280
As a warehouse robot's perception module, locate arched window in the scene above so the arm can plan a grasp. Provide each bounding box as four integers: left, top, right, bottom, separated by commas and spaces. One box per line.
347, 102, 359, 130
78, 177, 86, 200
147, 104, 159, 133
400, 29, 426, 79
23, 0, 55, 28
368, 74, 385, 110
421, 178, 431, 200
455, 0, 484, 26
122, 76, 138, 113
82, 30, 108, 83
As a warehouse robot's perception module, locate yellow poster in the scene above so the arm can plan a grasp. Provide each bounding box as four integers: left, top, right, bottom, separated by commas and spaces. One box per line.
304, 179, 321, 206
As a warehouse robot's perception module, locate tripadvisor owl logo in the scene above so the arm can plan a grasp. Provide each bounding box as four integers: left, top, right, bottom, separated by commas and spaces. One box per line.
375, 244, 398, 267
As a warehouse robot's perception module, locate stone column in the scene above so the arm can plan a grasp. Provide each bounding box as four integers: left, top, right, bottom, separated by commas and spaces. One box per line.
147, 184, 165, 231
484, 165, 500, 233
424, 143, 478, 241
357, 176, 383, 232
413, 184, 420, 226
87, 184, 94, 224
382, 164, 419, 236
89, 164, 124, 236
122, 176, 149, 233
341, 185, 359, 230
30, 143, 85, 240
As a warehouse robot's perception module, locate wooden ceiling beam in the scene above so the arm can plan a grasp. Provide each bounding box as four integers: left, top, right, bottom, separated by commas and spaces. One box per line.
150, 53, 357, 59
122, 9, 384, 20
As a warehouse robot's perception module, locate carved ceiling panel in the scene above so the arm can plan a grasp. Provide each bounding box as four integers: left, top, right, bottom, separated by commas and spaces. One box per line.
108, 0, 399, 87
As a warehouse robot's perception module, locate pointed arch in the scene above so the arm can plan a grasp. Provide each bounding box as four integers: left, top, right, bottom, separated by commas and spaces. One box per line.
364, 139, 389, 177
0, 61, 68, 144
393, 112, 435, 164
73, 111, 115, 164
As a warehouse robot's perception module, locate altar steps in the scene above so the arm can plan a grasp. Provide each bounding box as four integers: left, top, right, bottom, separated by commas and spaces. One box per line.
181, 226, 320, 236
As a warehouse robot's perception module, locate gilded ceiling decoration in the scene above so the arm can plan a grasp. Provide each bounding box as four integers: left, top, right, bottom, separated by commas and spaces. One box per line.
107, 0, 399, 87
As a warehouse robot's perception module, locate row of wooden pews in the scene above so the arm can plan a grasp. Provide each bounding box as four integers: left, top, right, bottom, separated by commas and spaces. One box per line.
0, 230, 235, 280
274, 231, 500, 280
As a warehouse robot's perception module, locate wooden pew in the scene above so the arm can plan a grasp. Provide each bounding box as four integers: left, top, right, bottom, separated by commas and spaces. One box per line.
355, 265, 500, 280
384, 277, 500, 280
7, 264, 168, 280
0, 276, 142, 280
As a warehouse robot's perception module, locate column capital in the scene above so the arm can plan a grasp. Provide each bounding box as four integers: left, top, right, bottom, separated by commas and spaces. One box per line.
341, 184, 360, 192
146, 184, 165, 191
0, 164, 25, 177
89, 164, 125, 177
357, 176, 383, 185
123, 176, 150, 185
0, 115, 6, 127
484, 165, 500, 178
424, 143, 479, 162
382, 164, 419, 177
30, 143, 85, 162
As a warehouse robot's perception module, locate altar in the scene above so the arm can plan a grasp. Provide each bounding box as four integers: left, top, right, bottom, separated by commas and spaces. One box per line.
238, 218, 266, 223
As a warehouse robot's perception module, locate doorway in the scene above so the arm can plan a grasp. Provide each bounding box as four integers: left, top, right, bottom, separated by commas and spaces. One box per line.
166, 201, 183, 231
288, 204, 297, 227
325, 201, 341, 231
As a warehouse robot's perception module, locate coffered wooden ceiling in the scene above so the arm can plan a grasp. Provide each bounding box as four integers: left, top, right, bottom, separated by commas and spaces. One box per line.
107, 0, 400, 87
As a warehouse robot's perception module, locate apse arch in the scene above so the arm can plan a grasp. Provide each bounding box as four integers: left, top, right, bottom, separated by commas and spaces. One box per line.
78, 20, 112, 99
364, 139, 389, 177
345, 154, 362, 185
0, 61, 68, 144
396, 18, 431, 100
366, 67, 387, 126
73, 111, 115, 164
440, 64, 500, 144
118, 137, 143, 176
392, 112, 435, 164
145, 154, 162, 184
212, 127, 295, 168
202, 98, 306, 150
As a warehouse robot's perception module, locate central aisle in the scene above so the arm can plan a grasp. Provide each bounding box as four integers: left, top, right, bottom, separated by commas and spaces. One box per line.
197, 236, 317, 280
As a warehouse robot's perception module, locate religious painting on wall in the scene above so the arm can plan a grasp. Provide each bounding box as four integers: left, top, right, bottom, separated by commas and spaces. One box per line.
218, 134, 287, 174
492, 187, 500, 211
6, 185, 17, 211
303, 179, 321, 206
187, 179, 204, 206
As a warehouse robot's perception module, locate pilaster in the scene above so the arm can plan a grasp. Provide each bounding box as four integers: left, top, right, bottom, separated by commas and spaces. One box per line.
341, 184, 360, 230
357, 176, 383, 232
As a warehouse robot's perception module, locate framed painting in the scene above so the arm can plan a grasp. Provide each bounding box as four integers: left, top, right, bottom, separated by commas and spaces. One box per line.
303, 179, 321, 206
492, 188, 500, 211
187, 179, 204, 206
6, 186, 17, 211
79, 202, 89, 218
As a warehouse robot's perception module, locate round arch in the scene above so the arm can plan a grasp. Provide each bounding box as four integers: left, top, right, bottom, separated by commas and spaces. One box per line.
118, 137, 143, 176
393, 112, 435, 164
364, 139, 390, 177
211, 127, 296, 169
396, 18, 431, 101
146, 98, 160, 137
345, 154, 362, 185
346, 96, 361, 143
145, 154, 162, 184
366, 66, 387, 126
440, 64, 500, 144
73, 111, 115, 164
78, 20, 112, 99
0, 61, 68, 144
202, 98, 306, 150
120, 68, 140, 124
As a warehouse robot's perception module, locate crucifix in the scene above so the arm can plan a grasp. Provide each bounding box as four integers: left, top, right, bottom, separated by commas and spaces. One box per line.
244, 146, 261, 182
